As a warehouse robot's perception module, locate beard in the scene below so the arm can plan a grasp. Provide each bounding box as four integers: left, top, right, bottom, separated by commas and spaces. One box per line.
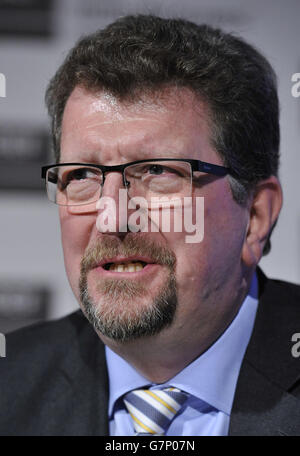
79, 234, 177, 342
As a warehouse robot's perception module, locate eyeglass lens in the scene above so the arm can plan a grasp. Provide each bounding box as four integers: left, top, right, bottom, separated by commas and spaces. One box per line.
46, 161, 193, 206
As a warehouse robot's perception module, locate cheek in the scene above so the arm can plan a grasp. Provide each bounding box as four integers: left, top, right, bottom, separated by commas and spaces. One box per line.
174, 242, 205, 290
59, 207, 96, 289
202, 179, 247, 244
173, 188, 247, 292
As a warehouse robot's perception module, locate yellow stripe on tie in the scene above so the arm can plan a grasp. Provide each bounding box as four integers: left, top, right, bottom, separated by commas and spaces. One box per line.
145, 390, 176, 414
129, 412, 156, 434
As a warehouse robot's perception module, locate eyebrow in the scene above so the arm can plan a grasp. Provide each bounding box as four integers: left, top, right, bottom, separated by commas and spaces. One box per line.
62, 148, 185, 165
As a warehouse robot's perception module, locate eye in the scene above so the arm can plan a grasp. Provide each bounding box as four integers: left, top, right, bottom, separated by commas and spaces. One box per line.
125, 161, 190, 183
67, 167, 99, 182
67, 168, 93, 181
143, 164, 183, 177
60, 167, 100, 190
148, 164, 165, 175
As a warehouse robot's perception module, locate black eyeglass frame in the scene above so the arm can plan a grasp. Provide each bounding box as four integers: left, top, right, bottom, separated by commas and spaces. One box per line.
41, 158, 231, 188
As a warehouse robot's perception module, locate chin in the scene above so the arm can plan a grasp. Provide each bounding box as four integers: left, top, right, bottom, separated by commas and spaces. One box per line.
79, 275, 178, 342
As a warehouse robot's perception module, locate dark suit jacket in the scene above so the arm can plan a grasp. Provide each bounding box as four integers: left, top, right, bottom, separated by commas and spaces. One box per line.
0, 269, 300, 436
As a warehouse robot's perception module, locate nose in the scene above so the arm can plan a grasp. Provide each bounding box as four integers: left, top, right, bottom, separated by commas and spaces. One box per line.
100, 171, 125, 199
96, 171, 129, 234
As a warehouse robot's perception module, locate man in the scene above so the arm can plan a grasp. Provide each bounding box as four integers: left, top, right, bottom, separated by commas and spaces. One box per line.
1, 15, 300, 436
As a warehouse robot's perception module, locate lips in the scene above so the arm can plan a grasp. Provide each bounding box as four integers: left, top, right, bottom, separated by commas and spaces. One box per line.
95, 256, 157, 273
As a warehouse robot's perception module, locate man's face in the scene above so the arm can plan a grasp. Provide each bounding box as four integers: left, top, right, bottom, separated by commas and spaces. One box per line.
59, 86, 249, 348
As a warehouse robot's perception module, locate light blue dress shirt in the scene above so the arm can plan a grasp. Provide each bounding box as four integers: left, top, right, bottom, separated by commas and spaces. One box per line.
106, 273, 258, 436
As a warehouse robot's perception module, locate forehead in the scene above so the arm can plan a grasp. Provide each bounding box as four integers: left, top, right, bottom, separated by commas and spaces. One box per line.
60, 85, 219, 164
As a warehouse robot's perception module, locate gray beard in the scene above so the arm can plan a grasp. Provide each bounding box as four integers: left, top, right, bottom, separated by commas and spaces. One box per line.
79, 272, 177, 342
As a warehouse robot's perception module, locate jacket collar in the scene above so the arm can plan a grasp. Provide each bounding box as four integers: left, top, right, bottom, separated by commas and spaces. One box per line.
57, 311, 109, 435
230, 267, 300, 435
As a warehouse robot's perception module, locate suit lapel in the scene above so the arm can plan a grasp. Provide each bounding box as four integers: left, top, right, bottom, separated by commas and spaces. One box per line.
230, 358, 300, 435
52, 311, 109, 436
230, 268, 300, 435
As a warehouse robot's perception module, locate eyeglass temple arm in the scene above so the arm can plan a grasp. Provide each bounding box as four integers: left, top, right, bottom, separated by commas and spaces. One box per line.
191, 160, 231, 177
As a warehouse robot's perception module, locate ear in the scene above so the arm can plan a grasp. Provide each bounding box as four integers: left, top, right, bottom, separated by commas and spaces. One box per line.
242, 176, 283, 267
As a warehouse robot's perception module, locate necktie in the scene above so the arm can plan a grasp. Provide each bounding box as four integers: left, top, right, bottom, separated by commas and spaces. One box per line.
123, 387, 188, 435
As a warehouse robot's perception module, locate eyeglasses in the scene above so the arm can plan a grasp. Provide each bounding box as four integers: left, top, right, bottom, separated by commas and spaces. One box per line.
41, 158, 230, 206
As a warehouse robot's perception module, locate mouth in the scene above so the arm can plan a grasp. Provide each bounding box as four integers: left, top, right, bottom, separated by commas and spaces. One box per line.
94, 256, 158, 275
103, 260, 148, 272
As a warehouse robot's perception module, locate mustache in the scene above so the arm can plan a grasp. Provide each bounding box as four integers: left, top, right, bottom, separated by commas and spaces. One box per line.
80, 233, 177, 273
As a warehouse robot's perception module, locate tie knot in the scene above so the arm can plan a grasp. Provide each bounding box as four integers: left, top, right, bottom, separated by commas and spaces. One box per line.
123, 387, 188, 435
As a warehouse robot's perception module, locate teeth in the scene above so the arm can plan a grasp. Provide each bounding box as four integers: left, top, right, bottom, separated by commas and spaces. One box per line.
108, 262, 145, 272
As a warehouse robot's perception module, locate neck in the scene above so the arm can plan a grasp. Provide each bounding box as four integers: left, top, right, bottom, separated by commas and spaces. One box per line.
98, 266, 255, 382
100, 285, 248, 383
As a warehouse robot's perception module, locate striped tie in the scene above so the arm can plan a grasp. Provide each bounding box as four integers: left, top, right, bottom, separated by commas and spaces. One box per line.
123, 387, 188, 435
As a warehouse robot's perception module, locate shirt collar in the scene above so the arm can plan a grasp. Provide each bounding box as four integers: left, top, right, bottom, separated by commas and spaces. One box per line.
106, 272, 258, 416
